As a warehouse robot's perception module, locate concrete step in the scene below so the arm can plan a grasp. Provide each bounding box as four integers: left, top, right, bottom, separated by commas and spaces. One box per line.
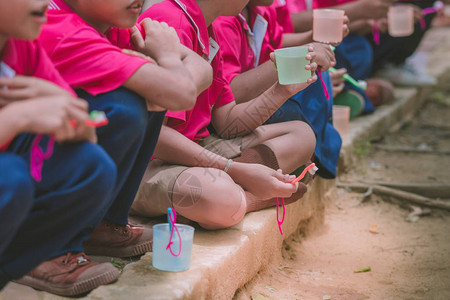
1, 26, 450, 300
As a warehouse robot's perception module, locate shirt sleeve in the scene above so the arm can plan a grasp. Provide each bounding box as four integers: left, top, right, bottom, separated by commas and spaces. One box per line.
27, 40, 77, 97
214, 19, 246, 84
51, 27, 148, 95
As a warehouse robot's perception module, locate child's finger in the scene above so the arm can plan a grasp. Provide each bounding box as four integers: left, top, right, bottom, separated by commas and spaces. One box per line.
130, 25, 145, 50
0, 76, 39, 89
306, 52, 316, 61
69, 97, 89, 112
0, 87, 34, 100
307, 73, 318, 84
159, 21, 170, 29
272, 180, 298, 198
54, 119, 77, 142
66, 102, 90, 125
305, 62, 318, 71
269, 52, 276, 63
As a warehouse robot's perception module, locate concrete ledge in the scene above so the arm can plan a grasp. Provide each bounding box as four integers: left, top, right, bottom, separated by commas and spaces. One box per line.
2, 27, 450, 300
339, 27, 450, 173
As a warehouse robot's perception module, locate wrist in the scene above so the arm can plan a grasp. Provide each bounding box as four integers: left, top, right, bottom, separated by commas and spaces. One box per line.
274, 81, 296, 98
3, 102, 30, 134
226, 161, 247, 182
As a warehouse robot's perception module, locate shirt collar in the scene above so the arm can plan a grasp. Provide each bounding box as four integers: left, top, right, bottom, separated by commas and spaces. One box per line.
48, 0, 72, 12
172, 0, 210, 56
0, 39, 17, 72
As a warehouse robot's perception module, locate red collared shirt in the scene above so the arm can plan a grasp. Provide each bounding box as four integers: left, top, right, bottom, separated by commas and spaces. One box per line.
140, 0, 235, 142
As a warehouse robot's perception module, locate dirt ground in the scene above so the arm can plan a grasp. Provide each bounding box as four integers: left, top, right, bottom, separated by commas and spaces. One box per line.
235, 75, 450, 300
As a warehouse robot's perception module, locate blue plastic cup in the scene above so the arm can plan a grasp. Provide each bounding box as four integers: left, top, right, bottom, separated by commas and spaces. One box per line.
152, 223, 195, 272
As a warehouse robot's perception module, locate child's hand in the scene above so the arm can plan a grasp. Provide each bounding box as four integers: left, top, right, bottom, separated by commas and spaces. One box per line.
228, 162, 299, 200
12, 96, 95, 143
330, 68, 347, 97
377, 18, 388, 33
270, 48, 318, 96
131, 18, 182, 62
310, 43, 336, 71
0, 76, 72, 107
360, 0, 394, 19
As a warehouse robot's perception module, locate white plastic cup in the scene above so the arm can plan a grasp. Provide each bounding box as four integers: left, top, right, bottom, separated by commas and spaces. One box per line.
313, 9, 345, 44
152, 223, 195, 272
332, 105, 350, 136
388, 5, 414, 37
275, 46, 311, 85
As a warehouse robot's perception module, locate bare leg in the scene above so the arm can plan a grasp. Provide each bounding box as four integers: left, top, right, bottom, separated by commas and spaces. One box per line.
171, 167, 247, 230
241, 121, 315, 173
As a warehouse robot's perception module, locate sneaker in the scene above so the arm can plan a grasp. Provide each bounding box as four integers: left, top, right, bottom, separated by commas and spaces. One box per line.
375, 63, 437, 87
14, 252, 119, 297
365, 78, 395, 107
84, 220, 153, 257
334, 90, 365, 118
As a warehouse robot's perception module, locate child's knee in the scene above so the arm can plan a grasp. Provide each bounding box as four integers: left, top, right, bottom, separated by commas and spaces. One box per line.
107, 90, 148, 133
198, 184, 247, 230
81, 88, 149, 139
291, 121, 316, 152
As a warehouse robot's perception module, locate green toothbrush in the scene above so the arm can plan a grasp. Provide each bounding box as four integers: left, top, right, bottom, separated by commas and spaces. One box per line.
329, 67, 367, 91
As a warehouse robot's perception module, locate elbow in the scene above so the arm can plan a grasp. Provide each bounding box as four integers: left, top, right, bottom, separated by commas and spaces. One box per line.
169, 81, 197, 111
203, 66, 213, 91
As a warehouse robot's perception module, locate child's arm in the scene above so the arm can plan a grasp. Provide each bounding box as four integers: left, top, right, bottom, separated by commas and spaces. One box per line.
231, 44, 327, 104
123, 19, 197, 111
291, 0, 392, 33
153, 125, 298, 200
179, 44, 213, 96
212, 53, 318, 139
230, 60, 278, 104
281, 31, 314, 48
0, 96, 94, 145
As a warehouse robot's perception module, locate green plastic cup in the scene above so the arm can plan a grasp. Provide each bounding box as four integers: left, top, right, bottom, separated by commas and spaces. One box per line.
275, 46, 310, 85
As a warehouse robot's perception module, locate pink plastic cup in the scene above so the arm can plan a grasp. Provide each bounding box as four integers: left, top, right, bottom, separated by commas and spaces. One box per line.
332, 105, 350, 136
313, 9, 345, 44
388, 5, 414, 37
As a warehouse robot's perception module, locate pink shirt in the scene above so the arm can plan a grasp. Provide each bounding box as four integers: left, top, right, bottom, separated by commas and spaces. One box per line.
248, 6, 284, 65
0, 38, 75, 151
287, 0, 307, 13
313, 0, 355, 9
213, 15, 255, 83
140, 0, 235, 142
215, 6, 285, 83
39, 0, 148, 96
272, 1, 295, 33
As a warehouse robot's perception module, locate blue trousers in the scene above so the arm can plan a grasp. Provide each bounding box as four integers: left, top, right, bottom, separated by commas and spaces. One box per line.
76, 88, 166, 225
335, 34, 375, 114
0, 139, 116, 289
265, 72, 342, 179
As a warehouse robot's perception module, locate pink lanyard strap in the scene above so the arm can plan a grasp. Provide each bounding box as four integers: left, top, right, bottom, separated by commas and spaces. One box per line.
276, 163, 317, 236
372, 20, 380, 46
420, 5, 441, 30
30, 135, 55, 182
276, 197, 286, 235
166, 208, 182, 257
317, 67, 330, 100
